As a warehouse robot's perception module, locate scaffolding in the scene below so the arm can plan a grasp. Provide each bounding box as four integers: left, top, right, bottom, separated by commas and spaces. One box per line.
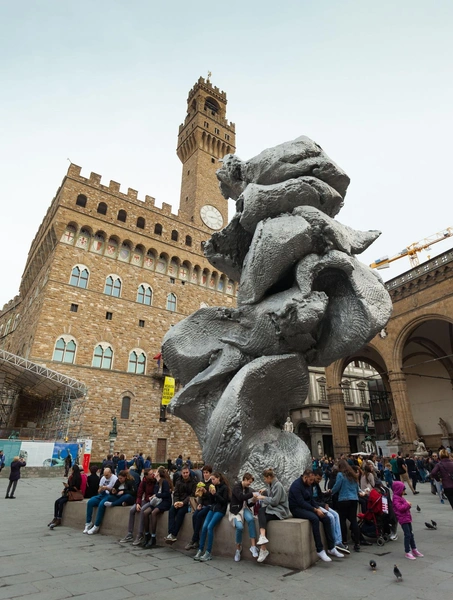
0, 349, 87, 441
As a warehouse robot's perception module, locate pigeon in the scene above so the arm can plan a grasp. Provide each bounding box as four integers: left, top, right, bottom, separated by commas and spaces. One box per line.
394, 565, 403, 582
425, 522, 436, 530
431, 520, 437, 528
416, 505, 421, 512
369, 560, 377, 571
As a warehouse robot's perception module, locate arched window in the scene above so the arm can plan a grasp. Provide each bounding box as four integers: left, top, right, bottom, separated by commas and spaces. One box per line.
185, 235, 192, 247
121, 396, 131, 419
70, 265, 89, 288
171, 230, 179, 241
128, 350, 146, 374
137, 217, 145, 229
137, 284, 153, 305
76, 194, 87, 207
97, 202, 107, 215
53, 337, 77, 364
92, 344, 113, 369
104, 275, 122, 297
154, 223, 162, 235
166, 293, 177, 312
117, 209, 127, 223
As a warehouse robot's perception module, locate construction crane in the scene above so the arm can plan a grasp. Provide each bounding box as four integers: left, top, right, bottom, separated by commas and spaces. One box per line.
370, 227, 453, 270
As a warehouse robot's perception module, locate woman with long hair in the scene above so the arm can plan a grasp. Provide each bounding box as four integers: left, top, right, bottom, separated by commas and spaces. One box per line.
194, 472, 230, 562
48, 464, 83, 529
142, 467, 173, 548
331, 459, 362, 552
87, 470, 136, 535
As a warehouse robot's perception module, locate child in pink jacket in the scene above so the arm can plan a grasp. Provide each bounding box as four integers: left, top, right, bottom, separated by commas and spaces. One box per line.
392, 481, 423, 560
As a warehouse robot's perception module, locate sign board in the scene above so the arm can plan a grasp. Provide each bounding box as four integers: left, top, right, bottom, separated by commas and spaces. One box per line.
161, 376, 175, 405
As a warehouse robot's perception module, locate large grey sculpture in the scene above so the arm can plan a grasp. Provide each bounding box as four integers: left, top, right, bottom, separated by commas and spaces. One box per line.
163, 135, 392, 487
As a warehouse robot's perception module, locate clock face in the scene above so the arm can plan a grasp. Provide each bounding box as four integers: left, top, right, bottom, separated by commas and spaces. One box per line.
200, 204, 224, 230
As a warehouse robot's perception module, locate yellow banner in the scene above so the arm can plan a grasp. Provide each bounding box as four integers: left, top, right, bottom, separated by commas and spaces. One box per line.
161, 376, 175, 405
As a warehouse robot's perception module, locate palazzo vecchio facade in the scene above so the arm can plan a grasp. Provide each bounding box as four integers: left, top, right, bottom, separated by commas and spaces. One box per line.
0, 77, 237, 462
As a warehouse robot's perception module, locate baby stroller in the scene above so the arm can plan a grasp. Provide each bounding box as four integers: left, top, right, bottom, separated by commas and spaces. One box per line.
358, 487, 395, 546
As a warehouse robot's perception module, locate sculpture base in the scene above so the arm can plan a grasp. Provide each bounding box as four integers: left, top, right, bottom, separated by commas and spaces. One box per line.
441, 437, 453, 449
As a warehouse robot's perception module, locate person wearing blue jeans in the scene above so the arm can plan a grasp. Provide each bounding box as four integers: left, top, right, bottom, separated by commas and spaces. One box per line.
230, 473, 259, 561
185, 465, 214, 550
83, 468, 117, 534
87, 470, 136, 535
194, 472, 230, 562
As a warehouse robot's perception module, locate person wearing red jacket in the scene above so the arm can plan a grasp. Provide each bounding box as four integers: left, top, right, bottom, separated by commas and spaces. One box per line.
119, 469, 156, 545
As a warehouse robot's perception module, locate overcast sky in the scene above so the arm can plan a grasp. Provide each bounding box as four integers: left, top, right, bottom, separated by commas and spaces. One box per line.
1, 0, 452, 308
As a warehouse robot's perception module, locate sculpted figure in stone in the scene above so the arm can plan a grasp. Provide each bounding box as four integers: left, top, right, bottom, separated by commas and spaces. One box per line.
283, 417, 294, 433
389, 416, 400, 442
438, 417, 449, 438
413, 439, 428, 456
163, 135, 392, 487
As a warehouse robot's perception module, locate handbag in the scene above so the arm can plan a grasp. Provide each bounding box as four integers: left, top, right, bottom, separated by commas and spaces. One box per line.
68, 490, 84, 501
150, 496, 162, 507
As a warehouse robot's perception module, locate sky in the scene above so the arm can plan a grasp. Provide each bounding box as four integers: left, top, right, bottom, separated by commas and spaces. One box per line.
1, 0, 452, 307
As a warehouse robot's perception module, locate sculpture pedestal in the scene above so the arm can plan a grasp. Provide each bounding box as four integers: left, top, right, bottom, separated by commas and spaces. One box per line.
441, 437, 453, 449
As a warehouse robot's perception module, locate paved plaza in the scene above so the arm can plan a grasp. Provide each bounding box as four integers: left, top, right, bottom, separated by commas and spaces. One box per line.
0, 477, 451, 600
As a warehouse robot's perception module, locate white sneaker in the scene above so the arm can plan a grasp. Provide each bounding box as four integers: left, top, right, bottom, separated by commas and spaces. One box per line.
257, 535, 269, 545
234, 549, 241, 562
250, 546, 259, 558
83, 522, 92, 534
87, 525, 100, 535
317, 550, 332, 562
328, 548, 344, 558
104, 502, 112, 507
257, 548, 269, 563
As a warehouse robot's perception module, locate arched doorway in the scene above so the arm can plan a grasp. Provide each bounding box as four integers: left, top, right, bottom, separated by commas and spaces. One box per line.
400, 318, 453, 449
296, 421, 312, 453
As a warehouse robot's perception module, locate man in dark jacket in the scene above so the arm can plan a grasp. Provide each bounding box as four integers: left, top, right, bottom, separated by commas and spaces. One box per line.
289, 469, 343, 562
165, 466, 196, 543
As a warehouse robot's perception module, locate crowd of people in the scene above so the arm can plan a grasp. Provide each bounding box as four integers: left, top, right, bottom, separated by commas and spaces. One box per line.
1, 443, 448, 565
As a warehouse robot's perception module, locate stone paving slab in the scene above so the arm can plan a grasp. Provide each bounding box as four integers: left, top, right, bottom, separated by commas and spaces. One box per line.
0, 476, 452, 600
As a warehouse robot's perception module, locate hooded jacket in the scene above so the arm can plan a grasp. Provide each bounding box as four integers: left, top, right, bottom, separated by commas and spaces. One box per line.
392, 480, 412, 525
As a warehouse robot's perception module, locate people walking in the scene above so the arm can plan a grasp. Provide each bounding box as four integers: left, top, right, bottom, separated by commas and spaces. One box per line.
430, 449, 453, 509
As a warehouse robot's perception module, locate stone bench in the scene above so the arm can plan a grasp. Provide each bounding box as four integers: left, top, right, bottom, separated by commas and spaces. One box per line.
62, 501, 324, 570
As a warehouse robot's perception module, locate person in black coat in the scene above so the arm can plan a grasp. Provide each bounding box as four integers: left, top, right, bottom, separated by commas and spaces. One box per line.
142, 467, 174, 548
85, 465, 100, 498
6, 457, 26, 499
230, 473, 259, 561
193, 472, 230, 562
48, 464, 82, 528
165, 466, 197, 543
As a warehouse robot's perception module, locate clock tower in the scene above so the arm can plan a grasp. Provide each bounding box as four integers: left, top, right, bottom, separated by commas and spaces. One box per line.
177, 76, 236, 231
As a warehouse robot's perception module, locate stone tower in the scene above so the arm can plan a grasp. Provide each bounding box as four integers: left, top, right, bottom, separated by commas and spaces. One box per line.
177, 76, 236, 231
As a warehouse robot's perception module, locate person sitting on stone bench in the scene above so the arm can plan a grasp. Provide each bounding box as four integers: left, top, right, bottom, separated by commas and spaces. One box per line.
289, 468, 344, 562
229, 472, 259, 562
48, 464, 85, 529
185, 465, 213, 550
87, 470, 135, 535
312, 469, 349, 555
140, 467, 173, 548
119, 468, 156, 545
83, 467, 117, 534
165, 466, 196, 544
254, 468, 290, 563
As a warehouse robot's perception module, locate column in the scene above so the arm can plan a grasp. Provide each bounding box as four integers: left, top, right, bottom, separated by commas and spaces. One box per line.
388, 371, 417, 452
326, 387, 350, 457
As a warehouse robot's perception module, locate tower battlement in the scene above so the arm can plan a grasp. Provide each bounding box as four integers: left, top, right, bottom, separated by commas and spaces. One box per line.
66, 163, 182, 217
187, 76, 227, 103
